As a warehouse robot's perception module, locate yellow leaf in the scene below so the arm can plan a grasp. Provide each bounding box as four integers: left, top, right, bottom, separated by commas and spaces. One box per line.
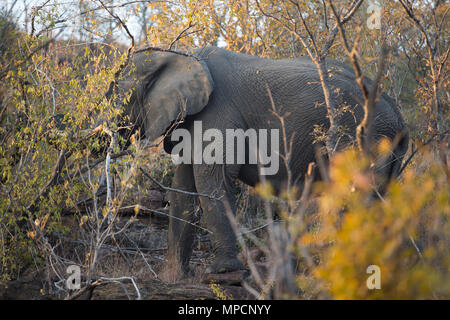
27, 231, 36, 239
254, 181, 274, 200
377, 138, 392, 156
79, 215, 88, 227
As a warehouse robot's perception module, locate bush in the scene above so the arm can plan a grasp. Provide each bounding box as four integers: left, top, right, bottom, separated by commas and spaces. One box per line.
298, 148, 449, 299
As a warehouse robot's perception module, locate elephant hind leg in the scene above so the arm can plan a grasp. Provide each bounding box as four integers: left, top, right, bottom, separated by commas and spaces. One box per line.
166, 164, 199, 280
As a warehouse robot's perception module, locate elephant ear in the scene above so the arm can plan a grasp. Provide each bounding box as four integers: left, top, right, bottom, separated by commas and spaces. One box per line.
131, 51, 214, 142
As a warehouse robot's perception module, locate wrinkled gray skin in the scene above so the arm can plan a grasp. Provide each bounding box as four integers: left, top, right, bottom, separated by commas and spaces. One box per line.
120, 47, 409, 275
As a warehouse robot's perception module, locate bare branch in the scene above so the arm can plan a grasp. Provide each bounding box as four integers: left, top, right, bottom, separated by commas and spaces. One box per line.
139, 167, 222, 201
135, 45, 200, 60
99, 0, 136, 101
30, 0, 51, 36
320, 0, 364, 57
168, 21, 195, 50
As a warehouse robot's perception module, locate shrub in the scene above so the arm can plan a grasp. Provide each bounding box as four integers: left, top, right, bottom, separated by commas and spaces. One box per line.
298, 148, 449, 299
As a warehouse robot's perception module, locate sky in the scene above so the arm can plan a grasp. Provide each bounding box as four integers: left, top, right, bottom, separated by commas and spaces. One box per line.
3, 0, 231, 49
2, 0, 150, 45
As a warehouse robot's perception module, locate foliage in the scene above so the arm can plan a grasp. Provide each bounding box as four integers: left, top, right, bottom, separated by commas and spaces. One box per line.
209, 281, 233, 300
297, 148, 449, 299
0, 0, 448, 300
0, 6, 137, 282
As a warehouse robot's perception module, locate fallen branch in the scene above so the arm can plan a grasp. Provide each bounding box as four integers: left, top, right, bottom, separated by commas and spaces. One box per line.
99, 276, 141, 300
65, 279, 103, 300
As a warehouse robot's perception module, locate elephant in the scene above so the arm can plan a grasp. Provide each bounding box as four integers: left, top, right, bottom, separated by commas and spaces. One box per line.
117, 46, 409, 275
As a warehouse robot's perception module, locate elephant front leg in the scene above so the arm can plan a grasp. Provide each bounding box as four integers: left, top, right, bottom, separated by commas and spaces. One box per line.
167, 164, 199, 278
193, 165, 246, 274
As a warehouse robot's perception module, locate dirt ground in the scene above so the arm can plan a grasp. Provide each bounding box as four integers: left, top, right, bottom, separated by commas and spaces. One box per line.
0, 211, 266, 300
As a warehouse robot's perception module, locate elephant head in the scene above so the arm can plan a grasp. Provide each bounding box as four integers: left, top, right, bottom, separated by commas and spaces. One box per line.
118, 51, 214, 145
